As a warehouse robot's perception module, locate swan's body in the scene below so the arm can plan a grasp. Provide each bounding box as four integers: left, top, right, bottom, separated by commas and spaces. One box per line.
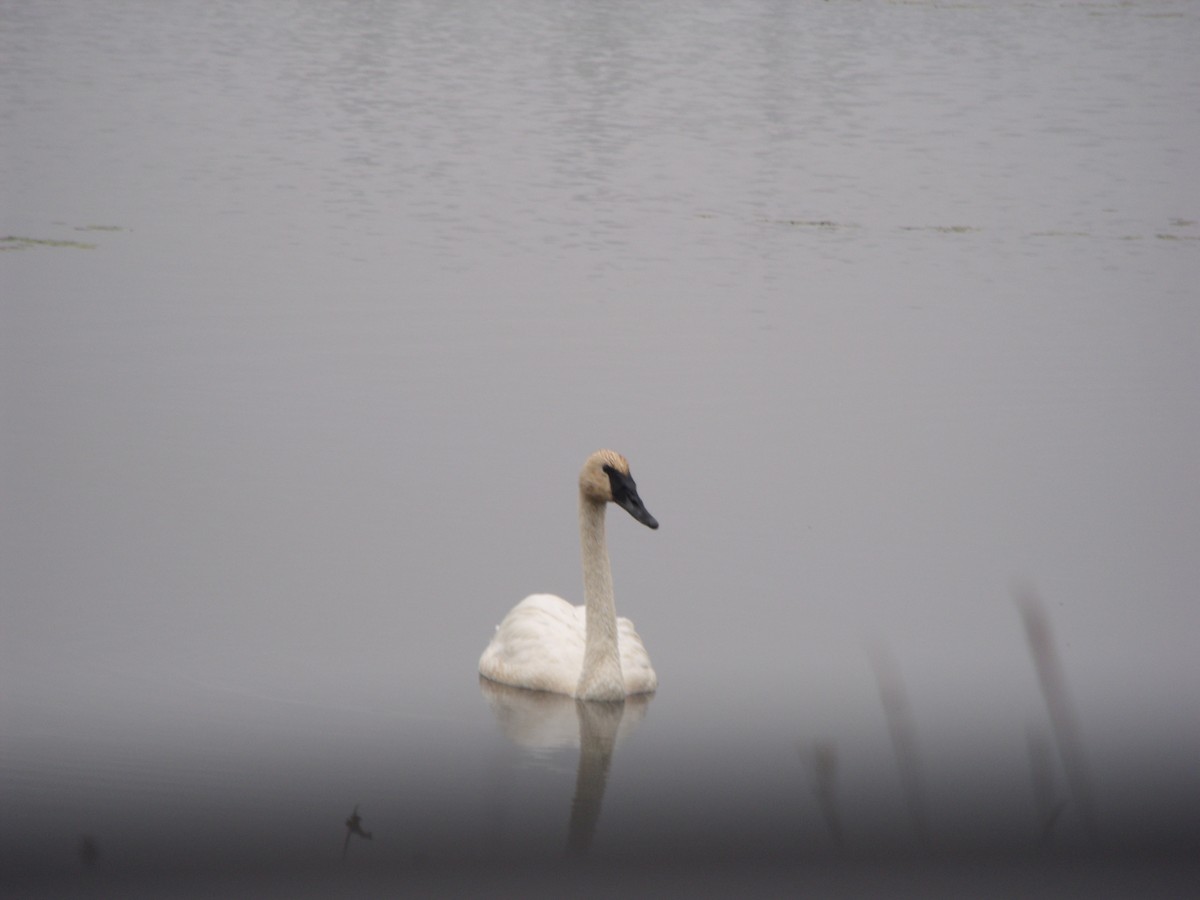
479, 450, 658, 702
480, 593, 657, 697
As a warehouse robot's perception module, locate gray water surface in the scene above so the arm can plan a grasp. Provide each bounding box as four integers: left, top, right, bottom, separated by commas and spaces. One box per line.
2, 0, 1198, 894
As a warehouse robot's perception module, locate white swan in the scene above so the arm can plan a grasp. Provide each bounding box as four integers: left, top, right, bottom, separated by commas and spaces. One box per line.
479, 449, 659, 701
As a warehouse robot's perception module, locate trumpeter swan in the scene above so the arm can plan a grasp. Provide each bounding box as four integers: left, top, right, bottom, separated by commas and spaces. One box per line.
478, 449, 658, 701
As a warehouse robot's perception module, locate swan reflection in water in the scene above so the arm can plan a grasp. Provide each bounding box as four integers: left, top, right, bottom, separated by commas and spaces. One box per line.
480, 678, 652, 856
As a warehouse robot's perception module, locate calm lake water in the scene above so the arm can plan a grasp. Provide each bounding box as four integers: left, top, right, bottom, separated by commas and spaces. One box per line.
2, 0, 1198, 895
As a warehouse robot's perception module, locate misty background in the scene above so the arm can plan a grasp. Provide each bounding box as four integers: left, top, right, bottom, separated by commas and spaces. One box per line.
2, 0, 1197, 893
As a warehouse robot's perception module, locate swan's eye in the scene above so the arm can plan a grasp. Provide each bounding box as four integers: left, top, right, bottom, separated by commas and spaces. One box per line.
605, 467, 633, 502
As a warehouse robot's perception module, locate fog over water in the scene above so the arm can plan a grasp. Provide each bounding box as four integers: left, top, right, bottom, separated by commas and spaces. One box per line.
2, 0, 1198, 894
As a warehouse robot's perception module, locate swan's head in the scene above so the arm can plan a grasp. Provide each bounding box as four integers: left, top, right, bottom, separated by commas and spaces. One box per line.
580, 450, 658, 529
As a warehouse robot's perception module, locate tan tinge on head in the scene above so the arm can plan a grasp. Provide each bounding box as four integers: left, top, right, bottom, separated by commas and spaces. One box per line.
592, 449, 629, 473
579, 449, 629, 502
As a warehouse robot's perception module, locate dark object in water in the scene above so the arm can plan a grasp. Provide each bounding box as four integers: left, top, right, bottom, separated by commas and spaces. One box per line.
343, 804, 373, 858
79, 835, 99, 867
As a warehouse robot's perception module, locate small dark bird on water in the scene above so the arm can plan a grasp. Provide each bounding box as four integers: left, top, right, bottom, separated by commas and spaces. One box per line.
343, 804, 373, 858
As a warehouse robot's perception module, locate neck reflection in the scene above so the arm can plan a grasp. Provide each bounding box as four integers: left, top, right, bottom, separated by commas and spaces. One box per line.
480, 679, 652, 857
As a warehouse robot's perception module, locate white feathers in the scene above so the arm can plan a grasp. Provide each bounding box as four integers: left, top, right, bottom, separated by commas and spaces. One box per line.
479, 594, 657, 697
478, 450, 658, 700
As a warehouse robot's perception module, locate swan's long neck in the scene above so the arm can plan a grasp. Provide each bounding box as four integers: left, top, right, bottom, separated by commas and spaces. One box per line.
576, 496, 625, 701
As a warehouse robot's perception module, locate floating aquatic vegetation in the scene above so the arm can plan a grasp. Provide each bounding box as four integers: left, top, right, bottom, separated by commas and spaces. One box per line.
1, 235, 97, 250
889, 1, 985, 9
899, 224, 980, 234
2, 224, 126, 250
762, 218, 858, 230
